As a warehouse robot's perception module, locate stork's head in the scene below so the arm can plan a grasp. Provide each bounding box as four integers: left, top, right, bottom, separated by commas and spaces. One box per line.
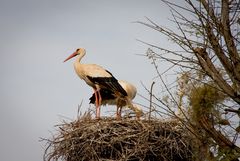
132, 104, 144, 119
128, 103, 143, 120
63, 48, 86, 62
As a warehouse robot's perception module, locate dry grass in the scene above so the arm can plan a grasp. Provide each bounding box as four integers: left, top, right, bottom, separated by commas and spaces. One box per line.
44, 113, 193, 161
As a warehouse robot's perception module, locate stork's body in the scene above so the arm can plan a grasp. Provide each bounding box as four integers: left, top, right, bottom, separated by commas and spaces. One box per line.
89, 80, 143, 119
64, 48, 127, 119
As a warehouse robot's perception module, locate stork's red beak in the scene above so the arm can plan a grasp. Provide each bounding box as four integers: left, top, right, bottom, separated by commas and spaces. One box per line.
63, 52, 78, 62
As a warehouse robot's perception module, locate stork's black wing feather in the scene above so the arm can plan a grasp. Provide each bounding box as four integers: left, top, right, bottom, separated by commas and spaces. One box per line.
87, 75, 127, 96
89, 89, 116, 104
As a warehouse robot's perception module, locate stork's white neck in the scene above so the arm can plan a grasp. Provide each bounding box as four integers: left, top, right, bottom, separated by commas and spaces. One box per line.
73, 52, 85, 80
74, 52, 85, 65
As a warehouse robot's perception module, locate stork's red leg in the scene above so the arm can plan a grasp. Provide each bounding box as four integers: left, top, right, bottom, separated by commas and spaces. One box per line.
96, 90, 102, 119
94, 89, 100, 119
98, 90, 102, 108
116, 106, 122, 120
116, 106, 120, 119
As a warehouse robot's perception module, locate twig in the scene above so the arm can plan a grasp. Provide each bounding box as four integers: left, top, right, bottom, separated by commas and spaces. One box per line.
149, 81, 155, 121
225, 108, 240, 116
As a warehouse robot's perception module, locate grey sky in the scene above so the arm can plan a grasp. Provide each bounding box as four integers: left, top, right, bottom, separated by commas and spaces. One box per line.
0, 0, 180, 161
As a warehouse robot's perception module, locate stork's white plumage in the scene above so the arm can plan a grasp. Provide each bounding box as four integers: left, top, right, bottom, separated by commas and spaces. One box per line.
89, 80, 143, 120
64, 48, 127, 119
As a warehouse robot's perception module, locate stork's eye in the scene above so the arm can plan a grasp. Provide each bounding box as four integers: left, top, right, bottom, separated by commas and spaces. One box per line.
76, 49, 80, 52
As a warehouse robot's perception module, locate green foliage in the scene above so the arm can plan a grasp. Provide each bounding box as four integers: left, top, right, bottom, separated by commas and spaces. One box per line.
216, 148, 240, 161
189, 84, 225, 122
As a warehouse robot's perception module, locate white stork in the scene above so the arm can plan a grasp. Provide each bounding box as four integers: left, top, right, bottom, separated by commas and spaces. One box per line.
64, 48, 127, 119
89, 80, 143, 120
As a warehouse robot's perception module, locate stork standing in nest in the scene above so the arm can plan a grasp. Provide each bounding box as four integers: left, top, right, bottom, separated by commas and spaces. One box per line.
64, 48, 127, 119
89, 80, 143, 120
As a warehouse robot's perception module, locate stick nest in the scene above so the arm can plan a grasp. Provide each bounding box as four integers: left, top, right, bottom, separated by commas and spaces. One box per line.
44, 114, 193, 161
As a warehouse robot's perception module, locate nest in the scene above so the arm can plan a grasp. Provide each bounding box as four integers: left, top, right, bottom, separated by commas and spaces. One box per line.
44, 114, 193, 161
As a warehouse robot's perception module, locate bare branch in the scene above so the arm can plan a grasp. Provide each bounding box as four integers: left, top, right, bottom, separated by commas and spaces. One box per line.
148, 81, 155, 121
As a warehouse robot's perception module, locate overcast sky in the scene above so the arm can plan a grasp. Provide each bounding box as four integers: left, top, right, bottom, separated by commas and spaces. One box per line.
0, 0, 182, 161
